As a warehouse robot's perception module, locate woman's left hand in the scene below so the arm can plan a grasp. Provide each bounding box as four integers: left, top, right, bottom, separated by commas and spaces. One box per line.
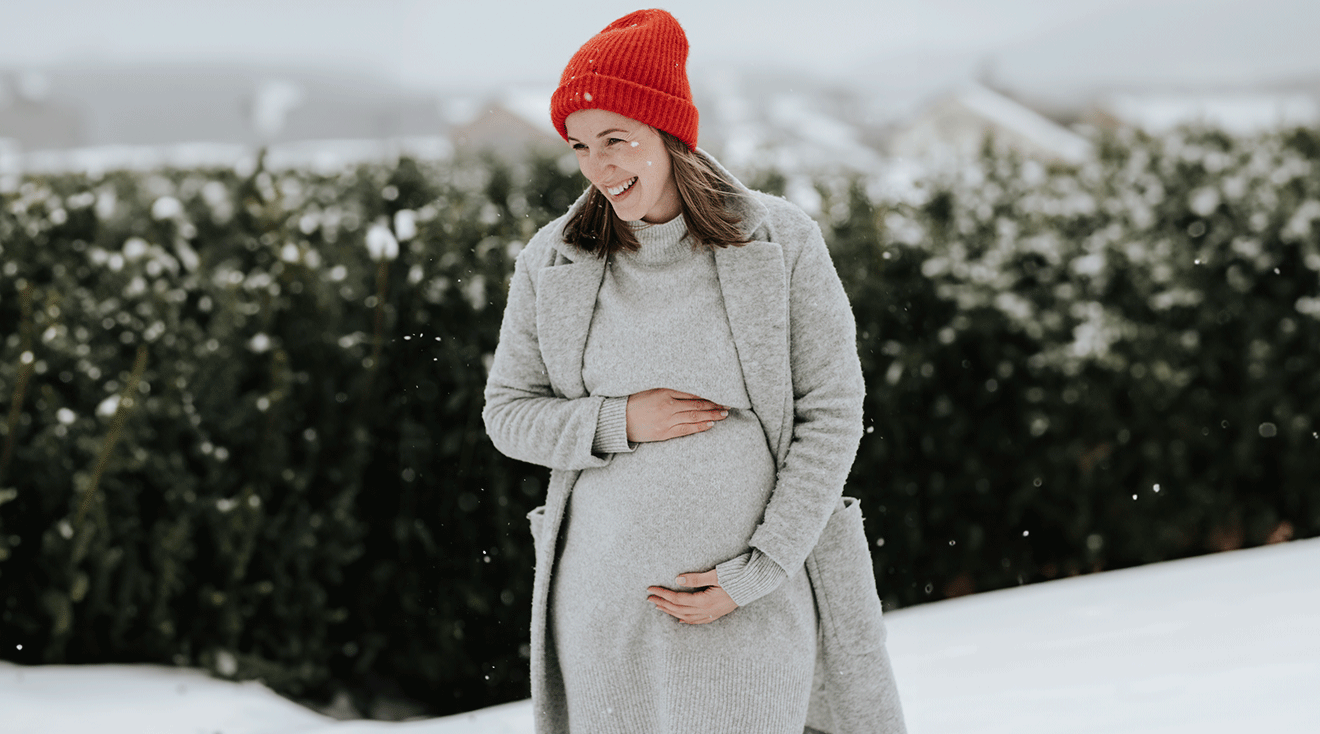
647, 570, 737, 624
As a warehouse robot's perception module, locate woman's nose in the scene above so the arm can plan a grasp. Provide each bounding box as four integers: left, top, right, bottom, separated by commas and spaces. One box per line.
580, 150, 612, 180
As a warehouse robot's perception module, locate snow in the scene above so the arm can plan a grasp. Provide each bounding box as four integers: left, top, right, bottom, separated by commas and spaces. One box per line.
365, 222, 400, 261
1099, 92, 1320, 135
3, 538, 1317, 733
12, 137, 452, 176
890, 537, 1320, 733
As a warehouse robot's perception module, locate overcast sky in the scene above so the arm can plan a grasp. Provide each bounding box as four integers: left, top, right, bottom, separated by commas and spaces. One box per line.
2, 0, 1318, 95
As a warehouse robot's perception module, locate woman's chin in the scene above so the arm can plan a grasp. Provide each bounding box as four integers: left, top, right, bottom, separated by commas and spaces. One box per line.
600, 189, 644, 222
610, 205, 642, 222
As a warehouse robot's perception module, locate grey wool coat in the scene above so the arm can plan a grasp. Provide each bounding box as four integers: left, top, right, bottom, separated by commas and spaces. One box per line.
483, 152, 905, 734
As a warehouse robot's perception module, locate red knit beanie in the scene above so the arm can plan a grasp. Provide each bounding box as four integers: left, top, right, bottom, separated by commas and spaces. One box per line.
551, 9, 699, 151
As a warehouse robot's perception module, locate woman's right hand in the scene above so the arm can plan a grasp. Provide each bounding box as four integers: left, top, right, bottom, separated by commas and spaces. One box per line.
626, 388, 728, 443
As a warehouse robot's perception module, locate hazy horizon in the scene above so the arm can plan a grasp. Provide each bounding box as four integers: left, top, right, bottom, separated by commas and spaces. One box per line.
4, 0, 1318, 98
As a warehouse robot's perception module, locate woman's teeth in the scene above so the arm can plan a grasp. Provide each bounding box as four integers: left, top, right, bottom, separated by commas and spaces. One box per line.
606, 178, 638, 196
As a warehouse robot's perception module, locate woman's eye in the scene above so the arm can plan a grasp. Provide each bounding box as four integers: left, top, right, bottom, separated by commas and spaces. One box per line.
607, 138, 625, 146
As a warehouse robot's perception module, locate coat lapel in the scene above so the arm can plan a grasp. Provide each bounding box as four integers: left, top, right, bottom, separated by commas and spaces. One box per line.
702, 147, 791, 461
535, 254, 606, 400
714, 240, 790, 460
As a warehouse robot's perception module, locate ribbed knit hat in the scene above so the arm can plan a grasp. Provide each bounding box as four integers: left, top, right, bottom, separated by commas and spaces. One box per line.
551, 9, 699, 150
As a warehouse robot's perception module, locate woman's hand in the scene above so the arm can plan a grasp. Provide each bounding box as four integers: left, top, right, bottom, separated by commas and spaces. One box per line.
647, 569, 737, 624
626, 388, 728, 443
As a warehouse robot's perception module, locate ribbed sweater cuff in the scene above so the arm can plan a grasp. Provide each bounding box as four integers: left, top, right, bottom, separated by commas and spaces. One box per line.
592, 396, 634, 455
716, 549, 788, 607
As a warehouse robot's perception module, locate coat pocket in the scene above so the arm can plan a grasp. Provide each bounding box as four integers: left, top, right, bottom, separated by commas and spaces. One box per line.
527, 505, 547, 554
807, 496, 887, 655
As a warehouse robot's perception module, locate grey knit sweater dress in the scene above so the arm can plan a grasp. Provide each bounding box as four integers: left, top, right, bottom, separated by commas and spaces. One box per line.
550, 215, 817, 733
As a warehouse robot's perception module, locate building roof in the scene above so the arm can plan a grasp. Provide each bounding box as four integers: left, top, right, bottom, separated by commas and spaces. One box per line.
448, 89, 561, 154
889, 83, 1092, 164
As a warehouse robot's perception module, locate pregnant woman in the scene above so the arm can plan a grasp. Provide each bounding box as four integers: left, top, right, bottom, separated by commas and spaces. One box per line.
483, 9, 904, 734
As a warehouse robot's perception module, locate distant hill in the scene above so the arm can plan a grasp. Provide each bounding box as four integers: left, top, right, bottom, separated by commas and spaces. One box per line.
0, 63, 447, 150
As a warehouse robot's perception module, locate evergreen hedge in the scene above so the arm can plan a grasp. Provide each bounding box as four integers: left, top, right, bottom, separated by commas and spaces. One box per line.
1, 127, 1317, 716
818, 127, 1320, 605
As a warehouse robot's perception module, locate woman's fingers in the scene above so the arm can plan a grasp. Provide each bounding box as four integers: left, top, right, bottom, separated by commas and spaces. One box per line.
649, 592, 710, 623
649, 594, 735, 624
647, 586, 695, 608
664, 389, 728, 412
647, 579, 738, 624
626, 388, 729, 442
679, 406, 729, 422
674, 397, 728, 413
671, 395, 729, 429
661, 421, 714, 440
663, 389, 725, 406
662, 410, 727, 440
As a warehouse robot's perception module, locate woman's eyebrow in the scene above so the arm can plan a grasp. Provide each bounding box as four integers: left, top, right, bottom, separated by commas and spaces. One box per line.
566, 128, 631, 143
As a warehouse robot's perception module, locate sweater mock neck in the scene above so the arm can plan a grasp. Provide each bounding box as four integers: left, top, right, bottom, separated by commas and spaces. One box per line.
626, 215, 692, 267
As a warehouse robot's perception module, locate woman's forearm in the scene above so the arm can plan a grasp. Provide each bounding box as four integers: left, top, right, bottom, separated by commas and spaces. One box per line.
483, 386, 615, 470
483, 246, 619, 471
744, 213, 867, 578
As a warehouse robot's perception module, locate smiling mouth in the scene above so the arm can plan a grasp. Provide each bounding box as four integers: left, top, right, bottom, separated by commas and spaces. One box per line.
605, 177, 638, 197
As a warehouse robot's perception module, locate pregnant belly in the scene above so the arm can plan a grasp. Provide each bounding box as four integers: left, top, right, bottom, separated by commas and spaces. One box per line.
558, 410, 776, 591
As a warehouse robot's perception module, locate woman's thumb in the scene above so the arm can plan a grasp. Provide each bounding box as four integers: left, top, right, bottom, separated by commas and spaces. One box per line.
676, 570, 717, 588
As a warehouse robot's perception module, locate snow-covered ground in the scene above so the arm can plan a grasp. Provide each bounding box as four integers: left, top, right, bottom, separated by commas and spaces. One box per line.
5, 538, 1318, 733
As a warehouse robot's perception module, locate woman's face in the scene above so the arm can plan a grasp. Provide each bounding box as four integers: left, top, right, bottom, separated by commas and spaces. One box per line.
565, 109, 680, 224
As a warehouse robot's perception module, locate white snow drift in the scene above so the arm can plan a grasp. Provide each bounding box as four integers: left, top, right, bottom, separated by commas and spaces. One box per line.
3, 538, 1318, 733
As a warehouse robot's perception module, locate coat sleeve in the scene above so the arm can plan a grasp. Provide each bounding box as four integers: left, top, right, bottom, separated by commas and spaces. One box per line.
482, 245, 621, 472
744, 205, 866, 584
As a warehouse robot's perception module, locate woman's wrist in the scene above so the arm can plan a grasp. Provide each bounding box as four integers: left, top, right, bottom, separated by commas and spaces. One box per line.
715, 549, 789, 607
593, 396, 633, 455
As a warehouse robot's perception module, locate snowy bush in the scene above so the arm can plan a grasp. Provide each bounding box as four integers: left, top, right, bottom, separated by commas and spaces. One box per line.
821, 126, 1320, 606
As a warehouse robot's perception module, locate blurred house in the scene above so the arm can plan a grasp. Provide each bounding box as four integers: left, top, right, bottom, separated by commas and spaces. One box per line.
1088, 91, 1320, 135
887, 83, 1092, 164
448, 90, 562, 157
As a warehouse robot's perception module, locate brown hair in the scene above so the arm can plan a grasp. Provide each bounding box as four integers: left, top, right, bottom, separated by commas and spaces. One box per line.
562, 130, 749, 257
